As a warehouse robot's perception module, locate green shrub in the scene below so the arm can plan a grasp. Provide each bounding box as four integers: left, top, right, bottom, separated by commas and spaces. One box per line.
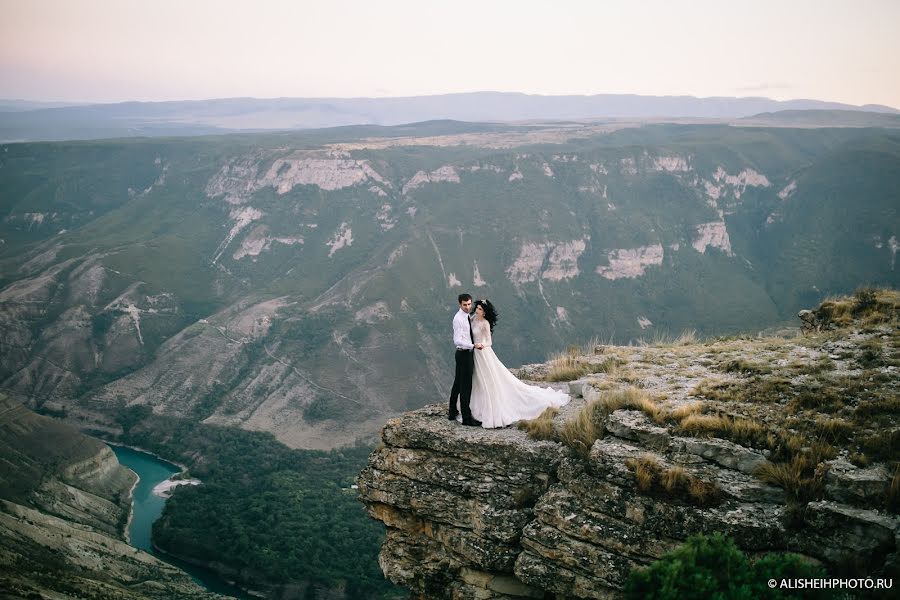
625, 533, 833, 600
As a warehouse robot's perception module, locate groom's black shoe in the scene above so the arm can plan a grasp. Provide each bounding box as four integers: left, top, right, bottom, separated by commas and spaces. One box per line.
447, 411, 458, 421
462, 417, 482, 427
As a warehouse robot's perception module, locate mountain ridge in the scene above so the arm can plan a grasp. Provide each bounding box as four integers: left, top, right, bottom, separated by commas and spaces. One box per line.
1, 91, 898, 142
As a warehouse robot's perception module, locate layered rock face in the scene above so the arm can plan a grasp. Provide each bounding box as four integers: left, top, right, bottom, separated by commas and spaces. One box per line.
358, 404, 564, 599
359, 400, 898, 599
0, 395, 217, 599
0, 394, 135, 532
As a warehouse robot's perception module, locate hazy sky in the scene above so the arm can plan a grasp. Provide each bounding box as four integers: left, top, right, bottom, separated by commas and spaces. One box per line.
1, 0, 898, 108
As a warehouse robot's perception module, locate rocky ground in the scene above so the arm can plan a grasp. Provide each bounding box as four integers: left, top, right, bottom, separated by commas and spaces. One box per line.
358, 289, 899, 599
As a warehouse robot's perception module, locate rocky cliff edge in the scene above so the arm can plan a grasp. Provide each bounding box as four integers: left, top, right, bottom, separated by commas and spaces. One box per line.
358, 290, 899, 599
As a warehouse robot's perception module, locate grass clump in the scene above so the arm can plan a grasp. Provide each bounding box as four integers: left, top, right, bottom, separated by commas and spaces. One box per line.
859, 429, 900, 465
816, 287, 899, 329
691, 376, 792, 404
788, 384, 845, 413
719, 358, 772, 376
812, 416, 854, 443
856, 338, 884, 368
599, 387, 663, 423
542, 352, 585, 382
815, 298, 855, 328
676, 413, 769, 449
516, 407, 559, 441
557, 400, 607, 457
546, 388, 661, 455
755, 436, 837, 522
544, 352, 623, 382
667, 401, 704, 421
624, 454, 722, 507
787, 358, 835, 375
640, 329, 698, 347
755, 454, 829, 510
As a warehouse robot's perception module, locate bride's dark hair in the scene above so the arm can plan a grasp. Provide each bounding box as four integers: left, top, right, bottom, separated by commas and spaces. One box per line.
473, 299, 499, 332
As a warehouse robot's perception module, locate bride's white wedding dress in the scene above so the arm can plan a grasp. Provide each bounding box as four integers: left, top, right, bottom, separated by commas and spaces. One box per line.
468, 318, 569, 428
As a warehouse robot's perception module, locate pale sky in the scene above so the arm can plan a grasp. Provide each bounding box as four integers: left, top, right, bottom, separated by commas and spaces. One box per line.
1, 0, 898, 108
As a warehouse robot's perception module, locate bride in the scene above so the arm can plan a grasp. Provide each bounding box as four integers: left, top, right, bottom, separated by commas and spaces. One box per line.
467, 299, 569, 428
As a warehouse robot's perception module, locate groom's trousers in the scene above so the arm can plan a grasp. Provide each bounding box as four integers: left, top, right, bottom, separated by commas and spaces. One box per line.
449, 349, 475, 419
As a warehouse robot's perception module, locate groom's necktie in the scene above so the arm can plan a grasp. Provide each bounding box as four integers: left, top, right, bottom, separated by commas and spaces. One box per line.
468, 315, 474, 345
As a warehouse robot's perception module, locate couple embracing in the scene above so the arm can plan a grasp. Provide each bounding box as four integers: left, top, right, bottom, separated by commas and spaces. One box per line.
448, 294, 569, 428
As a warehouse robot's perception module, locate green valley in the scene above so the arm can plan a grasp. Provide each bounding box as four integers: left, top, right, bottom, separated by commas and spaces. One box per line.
1, 120, 896, 450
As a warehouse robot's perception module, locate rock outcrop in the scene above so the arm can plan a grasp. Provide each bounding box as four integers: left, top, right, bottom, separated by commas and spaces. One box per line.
359, 403, 898, 599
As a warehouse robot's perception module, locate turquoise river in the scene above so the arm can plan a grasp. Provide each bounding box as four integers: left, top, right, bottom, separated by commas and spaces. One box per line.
109, 444, 253, 599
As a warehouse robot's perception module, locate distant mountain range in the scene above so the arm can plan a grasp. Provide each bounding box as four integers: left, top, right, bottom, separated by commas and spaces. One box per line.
1, 92, 898, 142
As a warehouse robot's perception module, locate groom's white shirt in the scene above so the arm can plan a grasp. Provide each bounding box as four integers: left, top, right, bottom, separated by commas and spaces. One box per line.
453, 309, 474, 350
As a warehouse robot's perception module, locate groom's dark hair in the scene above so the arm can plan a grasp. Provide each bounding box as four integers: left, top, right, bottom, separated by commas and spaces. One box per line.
458, 293, 472, 304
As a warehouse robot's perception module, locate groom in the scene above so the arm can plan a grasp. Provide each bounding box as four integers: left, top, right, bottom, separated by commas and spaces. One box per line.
448, 293, 483, 426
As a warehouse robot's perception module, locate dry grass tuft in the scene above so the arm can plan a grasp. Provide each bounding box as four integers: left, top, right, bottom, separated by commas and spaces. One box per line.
640, 329, 699, 348
719, 358, 772, 376
813, 417, 854, 443
667, 401, 704, 421
554, 388, 663, 456
816, 298, 856, 327
676, 413, 769, 449
661, 464, 687, 493
625, 455, 722, 506
788, 385, 845, 414
690, 377, 793, 404
673, 329, 699, 346
610, 368, 643, 386
817, 287, 899, 328
787, 358, 836, 375
517, 407, 560, 441
860, 430, 900, 465
678, 413, 730, 434
755, 455, 828, 504
558, 400, 606, 457
544, 353, 623, 382
848, 452, 869, 468
628, 454, 659, 492
543, 352, 586, 382
598, 387, 663, 423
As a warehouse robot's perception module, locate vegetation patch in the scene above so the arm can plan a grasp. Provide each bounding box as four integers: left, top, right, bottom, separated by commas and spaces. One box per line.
786, 357, 835, 375
543, 289, 899, 514
110, 413, 397, 596
626, 533, 834, 600
718, 358, 772, 376
816, 287, 898, 329
516, 407, 559, 441
676, 413, 770, 449
639, 329, 698, 348
557, 400, 606, 458
692, 376, 792, 404
521, 388, 662, 456
624, 454, 722, 507
544, 352, 623, 382
755, 455, 829, 505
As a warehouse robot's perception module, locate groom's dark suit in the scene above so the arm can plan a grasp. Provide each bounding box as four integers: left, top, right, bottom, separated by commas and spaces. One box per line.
449, 310, 476, 422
